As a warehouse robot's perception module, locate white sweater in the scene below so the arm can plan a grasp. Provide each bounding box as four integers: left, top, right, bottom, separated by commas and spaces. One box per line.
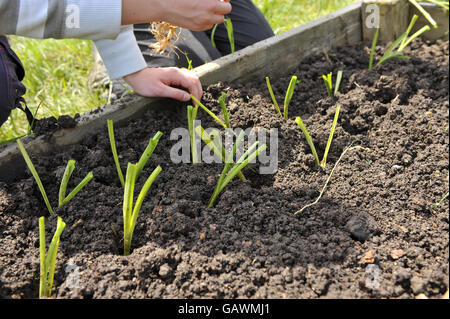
0, 0, 147, 79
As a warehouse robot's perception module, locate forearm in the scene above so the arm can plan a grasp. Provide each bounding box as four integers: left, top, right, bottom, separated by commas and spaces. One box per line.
94, 26, 147, 79
0, 0, 122, 40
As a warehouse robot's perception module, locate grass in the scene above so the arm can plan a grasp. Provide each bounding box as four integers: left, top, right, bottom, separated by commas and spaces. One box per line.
0, 0, 357, 144
39, 216, 66, 298
254, 0, 356, 34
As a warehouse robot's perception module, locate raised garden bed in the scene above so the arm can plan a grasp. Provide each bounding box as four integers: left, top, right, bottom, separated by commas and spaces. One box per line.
0, 1, 448, 299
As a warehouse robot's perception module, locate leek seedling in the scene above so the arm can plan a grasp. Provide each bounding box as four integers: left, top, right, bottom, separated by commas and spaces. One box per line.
17, 139, 54, 215
58, 160, 93, 207
135, 131, 163, 179
218, 93, 231, 128
187, 105, 200, 164
107, 119, 125, 187
39, 216, 66, 298
190, 94, 228, 129
322, 71, 343, 97
194, 125, 246, 181
208, 130, 267, 208
295, 104, 341, 168
370, 15, 430, 68
107, 119, 162, 185
409, 0, 440, 28
224, 18, 235, 53
266, 75, 300, 119
369, 27, 380, 70
123, 163, 162, 256
185, 55, 194, 71
210, 15, 235, 54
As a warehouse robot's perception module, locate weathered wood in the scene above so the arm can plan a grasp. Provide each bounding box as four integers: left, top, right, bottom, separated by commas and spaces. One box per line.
362, 0, 410, 43
410, 2, 449, 41
362, 1, 449, 43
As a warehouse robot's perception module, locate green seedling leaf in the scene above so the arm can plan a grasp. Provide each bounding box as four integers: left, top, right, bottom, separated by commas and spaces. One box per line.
39, 216, 66, 298
295, 117, 320, 167
369, 27, 380, 70
322, 73, 333, 97
58, 160, 93, 207
208, 130, 266, 208
211, 24, 219, 48
266, 77, 283, 117
123, 164, 162, 256
334, 71, 343, 96
433, 192, 449, 207
224, 18, 235, 53
135, 131, 163, 179
190, 95, 227, 129
195, 126, 246, 181
266, 75, 299, 119
284, 76, 299, 119
61, 172, 93, 206
218, 93, 231, 128
17, 139, 54, 215
107, 119, 125, 187
296, 104, 341, 168
376, 15, 430, 67
409, 0, 438, 28
187, 105, 200, 164
320, 104, 341, 168
122, 134, 162, 256
398, 25, 431, 52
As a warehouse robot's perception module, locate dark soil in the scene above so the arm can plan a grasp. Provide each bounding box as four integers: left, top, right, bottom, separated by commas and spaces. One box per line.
0, 39, 448, 299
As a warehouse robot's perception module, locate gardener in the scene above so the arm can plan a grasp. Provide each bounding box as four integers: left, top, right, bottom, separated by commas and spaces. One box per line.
0, 0, 232, 128
0, 0, 274, 130
102, 0, 274, 97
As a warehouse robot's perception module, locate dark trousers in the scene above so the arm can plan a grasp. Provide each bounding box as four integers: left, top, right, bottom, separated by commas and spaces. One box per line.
133, 0, 274, 68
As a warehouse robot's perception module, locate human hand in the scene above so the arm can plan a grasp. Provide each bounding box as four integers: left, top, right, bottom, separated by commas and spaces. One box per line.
122, 0, 232, 31
123, 67, 203, 102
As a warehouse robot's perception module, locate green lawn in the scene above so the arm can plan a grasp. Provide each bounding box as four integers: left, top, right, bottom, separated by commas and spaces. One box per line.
0, 0, 356, 144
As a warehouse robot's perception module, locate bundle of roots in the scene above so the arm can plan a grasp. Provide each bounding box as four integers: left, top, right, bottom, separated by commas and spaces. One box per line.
149, 22, 180, 55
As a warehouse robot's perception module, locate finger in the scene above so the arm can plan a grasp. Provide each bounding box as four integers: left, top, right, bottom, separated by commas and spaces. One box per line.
177, 71, 203, 101
215, 1, 232, 15
210, 14, 225, 25
159, 84, 191, 102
